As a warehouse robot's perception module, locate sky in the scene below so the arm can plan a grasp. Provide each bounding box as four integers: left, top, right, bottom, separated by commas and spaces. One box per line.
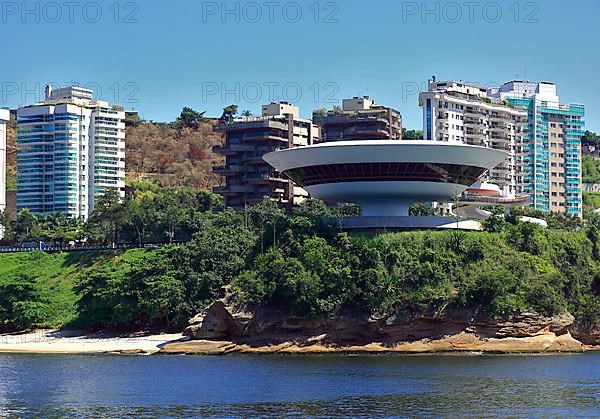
1, 0, 599, 131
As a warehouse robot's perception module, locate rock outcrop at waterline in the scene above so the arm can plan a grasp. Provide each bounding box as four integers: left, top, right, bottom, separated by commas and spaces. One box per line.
171, 288, 597, 354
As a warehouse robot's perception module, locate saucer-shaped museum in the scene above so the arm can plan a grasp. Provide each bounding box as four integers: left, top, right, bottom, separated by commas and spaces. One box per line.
263, 140, 508, 216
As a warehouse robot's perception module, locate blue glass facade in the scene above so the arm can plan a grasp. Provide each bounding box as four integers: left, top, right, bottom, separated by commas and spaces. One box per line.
507, 98, 584, 217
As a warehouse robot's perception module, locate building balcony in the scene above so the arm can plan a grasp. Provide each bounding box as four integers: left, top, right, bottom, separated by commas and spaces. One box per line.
215, 119, 289, 132
242, 134, 289, 143
490, 124, 508, 133
243, 152, 271, 164
214, 185, 254, 195
213, 165, 243, 175
245, 172, 288, 184
213, 143, 254, 154
463, 119, 480, 127
464, 109, 484, 117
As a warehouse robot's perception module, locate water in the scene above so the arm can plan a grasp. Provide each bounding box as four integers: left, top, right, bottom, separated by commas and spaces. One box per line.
1, 353, 599, 418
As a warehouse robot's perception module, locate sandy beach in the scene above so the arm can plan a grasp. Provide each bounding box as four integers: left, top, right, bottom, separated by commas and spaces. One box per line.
0, 330, 187, 354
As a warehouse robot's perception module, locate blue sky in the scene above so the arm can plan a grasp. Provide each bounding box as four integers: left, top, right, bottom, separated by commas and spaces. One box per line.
1, 0, 598, 131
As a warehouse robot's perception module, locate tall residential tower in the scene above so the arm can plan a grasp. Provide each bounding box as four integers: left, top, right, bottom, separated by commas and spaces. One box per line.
489, 81, 585, 217
17, 86, 126, 218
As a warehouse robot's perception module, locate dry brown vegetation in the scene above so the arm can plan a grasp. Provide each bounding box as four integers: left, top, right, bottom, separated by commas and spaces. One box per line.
125, 121, 224, 189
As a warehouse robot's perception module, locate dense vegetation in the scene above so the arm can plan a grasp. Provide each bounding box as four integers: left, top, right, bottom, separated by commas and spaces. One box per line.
0, 184, 224, 246
584, 192, 600, 218
583, 155, 600, 184
582, 130, 600, 150
1, 195, 599, 334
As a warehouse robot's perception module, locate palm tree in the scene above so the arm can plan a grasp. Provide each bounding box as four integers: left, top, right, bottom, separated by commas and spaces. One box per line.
241, 110, 253, 118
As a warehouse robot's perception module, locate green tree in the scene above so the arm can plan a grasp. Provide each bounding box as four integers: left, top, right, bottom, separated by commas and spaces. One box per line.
219, 105, 238, 125
124, 195, 157, 246
402, 128, 424, 140
0, 210, 13, 243
0, 273, 49, 331
409, 202, 436, 216
14, 209, 41, 243
86, 189, 126, 245
176, 107, 206, 130
125, 112, 142, 127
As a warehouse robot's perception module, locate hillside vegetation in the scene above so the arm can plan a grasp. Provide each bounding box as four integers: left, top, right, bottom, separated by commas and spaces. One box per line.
1, 198, 599, 334
5, 119, 16, 191
583, 155, 600, 184
125, 120, 223, 189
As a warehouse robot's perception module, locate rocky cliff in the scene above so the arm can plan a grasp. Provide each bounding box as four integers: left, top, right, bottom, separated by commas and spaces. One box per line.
164, 288, 599, 354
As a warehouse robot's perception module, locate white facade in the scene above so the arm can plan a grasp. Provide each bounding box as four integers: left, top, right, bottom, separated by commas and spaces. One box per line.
262, 102, 300, 119
488, 80, 560, 105
263, 140, 507, 216
0, 108, 9, 218
342, 96, 374, 111
419, 79, 527, 198
17, 87, 125, 219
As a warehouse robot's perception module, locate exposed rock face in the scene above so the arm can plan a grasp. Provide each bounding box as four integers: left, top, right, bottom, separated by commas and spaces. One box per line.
182, 287, 597, 351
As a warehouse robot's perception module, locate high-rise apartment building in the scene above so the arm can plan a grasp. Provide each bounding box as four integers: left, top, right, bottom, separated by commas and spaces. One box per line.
17, 86, 126, 218
0, 108, 9, 220
213, 102, 319, 210
419, 79, 527, 199
489, 81, 585, 217
313, 97, 402, 142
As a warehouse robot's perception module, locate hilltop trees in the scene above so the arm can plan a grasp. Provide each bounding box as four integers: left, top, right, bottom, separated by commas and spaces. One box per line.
1, 185, 224, 247
219, 105, 238, 125
176, 107, 206, 130
125, 110, 223, 190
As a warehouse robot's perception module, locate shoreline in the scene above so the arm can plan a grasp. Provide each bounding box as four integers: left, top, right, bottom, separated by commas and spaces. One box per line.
1, 330, 598, 355
0, 330, 186, 355
159, 331, 600, 355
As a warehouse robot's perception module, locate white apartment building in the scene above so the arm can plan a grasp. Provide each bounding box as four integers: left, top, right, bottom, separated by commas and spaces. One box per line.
0, 108, 9, 221
419, 78, 528, 198
17, 86, 125, 219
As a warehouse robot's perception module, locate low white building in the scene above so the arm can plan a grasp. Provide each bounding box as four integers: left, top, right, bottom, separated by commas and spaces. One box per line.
17, 86, 125, 219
